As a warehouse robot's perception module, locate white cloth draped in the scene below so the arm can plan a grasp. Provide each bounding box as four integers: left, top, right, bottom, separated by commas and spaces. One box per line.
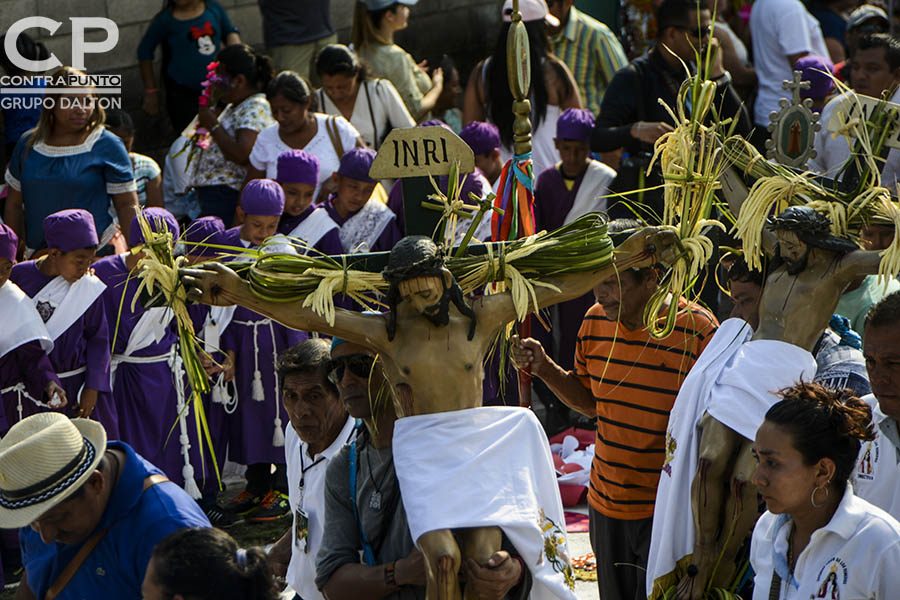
647, 319, 818, 596
393, 407, 577, 600
0, 282, 53, 358
35, 273, 106, 341
339, 200, 395, 253
563, 160, 616, 224
286, 208, 339, 252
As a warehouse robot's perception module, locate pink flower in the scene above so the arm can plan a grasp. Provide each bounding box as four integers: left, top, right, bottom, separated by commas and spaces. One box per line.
196, 137, 211, 149
206, 61, 220, 72
198, 96, 208, 107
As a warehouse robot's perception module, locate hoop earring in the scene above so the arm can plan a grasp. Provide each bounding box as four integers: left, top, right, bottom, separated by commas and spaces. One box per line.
810, 484, 829, 508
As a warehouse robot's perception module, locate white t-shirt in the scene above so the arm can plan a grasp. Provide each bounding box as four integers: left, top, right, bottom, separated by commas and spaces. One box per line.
750, 0, 829, 126
749, 486, 900, 599
852, 394, 900, 521
317, 79, 416, 150
809, 89, 900, 188
249, 114, 360, 200
285, 416, 357, 600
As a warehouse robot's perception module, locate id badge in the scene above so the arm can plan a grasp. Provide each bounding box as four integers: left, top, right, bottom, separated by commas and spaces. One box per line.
295, 508, 310, 553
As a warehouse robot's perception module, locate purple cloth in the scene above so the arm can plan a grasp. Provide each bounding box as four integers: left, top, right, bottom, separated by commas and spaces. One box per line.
556, 108, 595, 143
0, 224, 18, 262
387, 168, 489, 236
794, 55, 835, 99
184, 216, 225, 257
323, 197, 402, 253
217, 227, 308, 465
92, 254, 211, 485
277, 149, 319, 186
43, 209, 99, 252
130, 207, 180, 246
460, 121, 501, 156
10, 261, 114, 434
241, 179, 285, 216
0, 340, 58, 436
277, 205, 344, 256
337, 147, 377, 183
532, 164, 595, 371
419, 119, 451, 130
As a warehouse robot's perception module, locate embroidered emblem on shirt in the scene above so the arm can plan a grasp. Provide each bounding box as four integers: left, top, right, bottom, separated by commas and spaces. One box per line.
816, 559, 847, 600
662, 430, 677, 476
35, 300, 55, 322
858, 440, 879, 480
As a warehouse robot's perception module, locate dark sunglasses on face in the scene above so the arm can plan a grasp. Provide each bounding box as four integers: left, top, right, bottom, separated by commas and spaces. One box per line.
675, 24, 712, 39
327, 354, 375, 385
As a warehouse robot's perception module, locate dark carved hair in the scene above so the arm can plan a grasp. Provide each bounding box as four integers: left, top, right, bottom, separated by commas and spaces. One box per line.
768, 206, 859, 254
382, 236, 476, 341
765, 381, 875, 493
151, 527, 280, 600
276, 338, 337, 396
865, 290, 900, 330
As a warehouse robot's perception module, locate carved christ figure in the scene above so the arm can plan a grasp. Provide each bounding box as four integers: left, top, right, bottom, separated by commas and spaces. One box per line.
181, 227, 678, 600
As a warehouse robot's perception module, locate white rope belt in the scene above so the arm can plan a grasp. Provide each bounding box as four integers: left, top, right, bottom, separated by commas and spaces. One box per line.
56, 366, 87, 379
2, 383, 48, 422
230, 318, 284, 447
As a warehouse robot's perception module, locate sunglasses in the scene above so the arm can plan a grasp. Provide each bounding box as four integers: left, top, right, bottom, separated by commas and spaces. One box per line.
675, 24, 712, 39
327, 354, 375, 385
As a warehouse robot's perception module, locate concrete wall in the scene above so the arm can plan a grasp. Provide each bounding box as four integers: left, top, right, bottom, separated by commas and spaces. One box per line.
0, 0, 502, 156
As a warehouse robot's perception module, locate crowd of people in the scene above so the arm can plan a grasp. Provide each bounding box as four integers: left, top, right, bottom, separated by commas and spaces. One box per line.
0, 0, 900, 598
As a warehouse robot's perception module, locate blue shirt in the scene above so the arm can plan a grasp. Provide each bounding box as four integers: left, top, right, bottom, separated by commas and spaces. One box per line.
20, 442, 210, 600
137, 1, 239, 91
4, 127, 135, 250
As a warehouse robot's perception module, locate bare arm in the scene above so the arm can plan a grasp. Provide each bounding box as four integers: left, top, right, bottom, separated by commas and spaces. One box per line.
144, 174, 164, 208
323, 551, 425, 600
267, 528, 292, 578
180, 263, 391, 353
719, 167, 776, 254
4, 187, 24, 241
463, 60, 487, 125
242, 165, 266, 189
15, 572, 36, 600
835, 248, 885, 282
714, 30, 756, 88
510, 337, 594, 417
786, 51, 809, 70
111, 191, 140, 247
139, 60, 160, 116
414, 68, 444, 121
225, 32, 241, 45
475, 227, 678, 329
212, 127, 259, 166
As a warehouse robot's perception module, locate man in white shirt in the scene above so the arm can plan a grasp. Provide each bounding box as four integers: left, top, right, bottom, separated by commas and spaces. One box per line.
853, 291, 900, 520
809, 34, 900, 189
267, 338, 356, 600
749, 0, 829, 149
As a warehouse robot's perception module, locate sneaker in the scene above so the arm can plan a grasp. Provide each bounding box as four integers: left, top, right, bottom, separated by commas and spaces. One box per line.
224, 489, 263, 516
247, 491, 290, 522
204, 505, 243, 528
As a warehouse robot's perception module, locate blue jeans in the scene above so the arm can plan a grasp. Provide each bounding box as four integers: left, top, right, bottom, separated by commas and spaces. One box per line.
196, 185, 240, 228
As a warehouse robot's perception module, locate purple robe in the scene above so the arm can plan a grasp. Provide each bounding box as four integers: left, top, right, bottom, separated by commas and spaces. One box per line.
219, 227, 307, 465
277, 205, 344, 256
532, 165, 596, 371
92, 254, 212, 488
323, 197, 402, 253
188, 303, 229, 497
387, 168, 492, 238
9, 261, 115, 434
0, 341, 58, 435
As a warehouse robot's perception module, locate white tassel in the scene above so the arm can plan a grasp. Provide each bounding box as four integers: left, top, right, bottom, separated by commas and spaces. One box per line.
273, 413, 285, 447
212, 377, 227, 405
182, 463, 202, 500
252, 370, 265, 401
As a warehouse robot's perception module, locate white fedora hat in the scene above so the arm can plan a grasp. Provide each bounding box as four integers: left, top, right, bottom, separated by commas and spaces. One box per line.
0, 413, 106, 529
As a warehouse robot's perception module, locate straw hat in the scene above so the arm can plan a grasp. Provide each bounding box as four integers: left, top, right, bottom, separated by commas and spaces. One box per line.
0, 413, 107, 528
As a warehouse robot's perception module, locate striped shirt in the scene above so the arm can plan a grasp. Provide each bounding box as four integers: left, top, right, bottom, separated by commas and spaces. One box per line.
575, 300, 717, 519
548, 7, 628, 115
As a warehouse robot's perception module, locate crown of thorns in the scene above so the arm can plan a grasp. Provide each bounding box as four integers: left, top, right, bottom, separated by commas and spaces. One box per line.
767, 206, 859, 254
382, 236, 446, 284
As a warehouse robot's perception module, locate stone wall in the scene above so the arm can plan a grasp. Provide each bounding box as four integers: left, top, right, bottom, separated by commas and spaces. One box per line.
0, 0, 502, 156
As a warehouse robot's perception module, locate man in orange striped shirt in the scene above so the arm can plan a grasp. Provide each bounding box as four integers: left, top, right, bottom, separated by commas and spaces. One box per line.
512, 220, 718, 600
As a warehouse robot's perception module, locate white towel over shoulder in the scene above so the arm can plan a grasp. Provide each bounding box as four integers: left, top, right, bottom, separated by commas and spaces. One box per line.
646, 319, 817, 597
393, 406, 577, 600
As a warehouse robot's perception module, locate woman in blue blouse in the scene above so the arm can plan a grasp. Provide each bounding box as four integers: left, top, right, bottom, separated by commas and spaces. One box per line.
3, 67, 139, 255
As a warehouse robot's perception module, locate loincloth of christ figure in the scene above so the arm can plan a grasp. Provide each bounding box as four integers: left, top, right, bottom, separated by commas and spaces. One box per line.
181, 226, 678, 600
647, 205, 888, 600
